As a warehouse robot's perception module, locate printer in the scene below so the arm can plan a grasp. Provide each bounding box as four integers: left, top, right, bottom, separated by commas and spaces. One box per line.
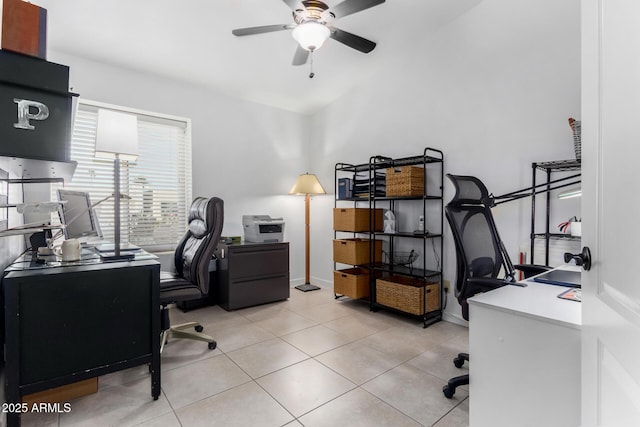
242, 215, 285, 243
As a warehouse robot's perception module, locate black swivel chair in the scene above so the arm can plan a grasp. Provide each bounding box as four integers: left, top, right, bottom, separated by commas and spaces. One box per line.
159, 196, 223, 353
442, 174, 549, 398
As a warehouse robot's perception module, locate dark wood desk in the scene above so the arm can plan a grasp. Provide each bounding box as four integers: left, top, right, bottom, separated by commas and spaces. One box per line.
2, 251, 161, 426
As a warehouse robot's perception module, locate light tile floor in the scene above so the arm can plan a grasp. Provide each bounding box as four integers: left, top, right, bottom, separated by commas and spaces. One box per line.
7, 287, 470, 427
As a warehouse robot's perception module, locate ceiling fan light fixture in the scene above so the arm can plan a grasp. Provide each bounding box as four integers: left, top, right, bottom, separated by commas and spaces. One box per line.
292, 21, 330, 51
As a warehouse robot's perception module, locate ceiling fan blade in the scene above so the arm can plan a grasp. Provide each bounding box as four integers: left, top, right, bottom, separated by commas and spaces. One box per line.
330, 0, 385, 19
232, 24, 294, 36
282, 0, 305, 11
329, 27, 376, 53
292, 45, 310, 66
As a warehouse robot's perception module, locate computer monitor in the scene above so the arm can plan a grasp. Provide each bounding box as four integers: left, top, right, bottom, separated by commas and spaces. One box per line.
57, 189, 101, 240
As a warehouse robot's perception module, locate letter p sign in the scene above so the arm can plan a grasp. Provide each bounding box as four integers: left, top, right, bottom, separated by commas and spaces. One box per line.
13, 98, 50, 130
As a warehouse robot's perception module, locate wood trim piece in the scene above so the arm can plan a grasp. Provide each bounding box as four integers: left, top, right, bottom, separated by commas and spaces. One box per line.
1, 0, 47, 58
21, 378, 98, 406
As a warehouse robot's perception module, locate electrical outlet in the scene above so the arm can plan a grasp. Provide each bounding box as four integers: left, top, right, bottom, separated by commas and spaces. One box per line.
443, 279, 450, 293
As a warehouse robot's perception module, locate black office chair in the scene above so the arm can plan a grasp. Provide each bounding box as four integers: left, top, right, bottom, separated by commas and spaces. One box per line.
159, 196, 223, 353
442, 174, 549, 398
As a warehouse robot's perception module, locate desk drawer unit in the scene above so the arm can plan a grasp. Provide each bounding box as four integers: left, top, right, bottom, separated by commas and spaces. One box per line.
216, 242, 290, 310
468, 290, 581, 426
2, 260, 161, 427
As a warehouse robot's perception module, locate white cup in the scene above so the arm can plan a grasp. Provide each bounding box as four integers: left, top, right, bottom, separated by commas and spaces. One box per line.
570, 222, 582, 237
55, 239, 82, 261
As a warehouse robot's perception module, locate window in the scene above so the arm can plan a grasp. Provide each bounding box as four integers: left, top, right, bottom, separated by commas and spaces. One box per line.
52, 100, 192, 251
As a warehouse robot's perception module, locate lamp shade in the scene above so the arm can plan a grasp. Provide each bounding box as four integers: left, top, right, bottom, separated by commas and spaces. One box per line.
292, 21, 330, 51
95, 109, 139, 161
289, 173, 326, 195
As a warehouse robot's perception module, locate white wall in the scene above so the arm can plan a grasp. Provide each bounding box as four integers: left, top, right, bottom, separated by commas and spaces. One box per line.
309, 0, 581, 322
44, 50, 313, 284
8, 0, 581, 320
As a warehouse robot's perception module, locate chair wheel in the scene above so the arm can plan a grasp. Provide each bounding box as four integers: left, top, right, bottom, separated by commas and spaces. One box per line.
453, 357, 465, 368
443, 385, 455, 398
208, 341, 217, 350
195, 325, 203, 332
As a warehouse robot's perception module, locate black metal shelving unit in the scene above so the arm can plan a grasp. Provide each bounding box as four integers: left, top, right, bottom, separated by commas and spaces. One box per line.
369, 148, 444, 327
531, 159, 581, 265
333, 148, 444, 328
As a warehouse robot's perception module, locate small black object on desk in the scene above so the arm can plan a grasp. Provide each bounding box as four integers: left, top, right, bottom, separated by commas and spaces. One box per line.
99, 251, 136, 262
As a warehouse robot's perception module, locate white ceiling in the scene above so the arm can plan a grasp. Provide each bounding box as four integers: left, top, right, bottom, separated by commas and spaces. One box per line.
33, 0, 482, 114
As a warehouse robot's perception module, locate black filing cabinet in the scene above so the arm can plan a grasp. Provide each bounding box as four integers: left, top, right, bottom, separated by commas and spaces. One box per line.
215, 242, 290, 310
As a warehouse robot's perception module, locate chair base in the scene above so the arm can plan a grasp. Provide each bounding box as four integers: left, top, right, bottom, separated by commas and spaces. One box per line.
443, 352, 469, 398
453, 352, 469, 367
443, 374, 469, 398
160, 321, 217, 353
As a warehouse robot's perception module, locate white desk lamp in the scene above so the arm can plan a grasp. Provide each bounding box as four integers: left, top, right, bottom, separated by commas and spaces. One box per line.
289, 173, 326, 292
94, 109, 138, 261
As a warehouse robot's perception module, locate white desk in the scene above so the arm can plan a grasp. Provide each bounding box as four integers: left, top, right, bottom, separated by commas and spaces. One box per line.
468, 266, 581, 427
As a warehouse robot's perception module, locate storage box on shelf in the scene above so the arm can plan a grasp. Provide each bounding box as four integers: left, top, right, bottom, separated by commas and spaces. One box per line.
333, 207, 383, 232
333, 238, 382, 266
386, 166, 425, 197
333, 267, 372, 299
376, 275, 440, 316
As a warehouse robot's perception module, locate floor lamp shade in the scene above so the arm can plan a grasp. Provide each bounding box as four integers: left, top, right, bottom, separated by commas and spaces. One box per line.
289, 173, 326, 196
94, 109, 138, 260
290, 173, 326, 292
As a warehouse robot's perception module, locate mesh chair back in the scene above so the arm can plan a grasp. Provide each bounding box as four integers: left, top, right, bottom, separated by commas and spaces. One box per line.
447, 174, 493, 207
446, 175, 515, 307
174, 197, 224, 295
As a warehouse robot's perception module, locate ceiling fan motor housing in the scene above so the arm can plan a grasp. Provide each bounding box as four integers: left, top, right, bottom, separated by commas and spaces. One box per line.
293, 0, 335, 25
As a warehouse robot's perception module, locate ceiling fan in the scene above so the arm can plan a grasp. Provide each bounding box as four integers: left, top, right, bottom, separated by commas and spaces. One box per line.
232, 0, 385, 75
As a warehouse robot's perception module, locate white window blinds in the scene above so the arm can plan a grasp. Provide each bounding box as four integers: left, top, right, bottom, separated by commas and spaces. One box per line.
52, 101, 192, 251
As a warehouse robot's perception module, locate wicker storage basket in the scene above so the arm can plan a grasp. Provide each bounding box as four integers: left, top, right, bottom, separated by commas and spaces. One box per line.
568, 117, 581, 160
334, 267, 371, 299
376, 275, 440, 315
333, 238, 382, 265
386, 166, 425, 197
333, 208, 383, 232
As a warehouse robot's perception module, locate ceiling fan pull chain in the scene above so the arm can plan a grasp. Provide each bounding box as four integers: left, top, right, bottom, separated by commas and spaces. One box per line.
309, 50, 315, 78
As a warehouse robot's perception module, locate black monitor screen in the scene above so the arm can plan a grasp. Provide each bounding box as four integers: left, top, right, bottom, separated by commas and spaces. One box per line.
57, 190, 99, 239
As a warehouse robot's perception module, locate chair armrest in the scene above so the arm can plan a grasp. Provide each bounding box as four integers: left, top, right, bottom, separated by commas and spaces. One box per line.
465, 277, 509, 298
459, 277, 511, 320
514, 264, 551, 279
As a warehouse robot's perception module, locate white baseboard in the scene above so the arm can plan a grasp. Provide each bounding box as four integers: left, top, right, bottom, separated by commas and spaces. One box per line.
442, 312, 468, 327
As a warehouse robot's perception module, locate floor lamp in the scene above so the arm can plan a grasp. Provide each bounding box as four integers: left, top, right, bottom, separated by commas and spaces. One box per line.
289, 173, 326, 292
94, 109, 138, 261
